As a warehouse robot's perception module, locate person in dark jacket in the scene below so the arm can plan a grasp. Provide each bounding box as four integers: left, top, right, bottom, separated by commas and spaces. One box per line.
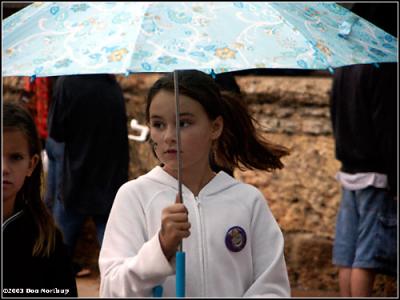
330, 4, 397, 297
330, 62, 397, 297
2, 102, 77, 297
47, 74, 130, 275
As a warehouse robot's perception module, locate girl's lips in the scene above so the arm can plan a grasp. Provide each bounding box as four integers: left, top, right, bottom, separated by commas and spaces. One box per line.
3, 181, 12, 186
166, 150, 177, 153
163, 150, 182, 158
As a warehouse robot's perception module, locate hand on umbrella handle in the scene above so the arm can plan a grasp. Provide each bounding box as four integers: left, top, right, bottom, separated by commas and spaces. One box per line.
159, 194, 190, 261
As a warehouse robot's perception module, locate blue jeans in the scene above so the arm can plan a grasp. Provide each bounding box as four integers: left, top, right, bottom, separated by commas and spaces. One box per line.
44, 137, 65, 212
333, 186, 397, 276
53, 199, 108, 256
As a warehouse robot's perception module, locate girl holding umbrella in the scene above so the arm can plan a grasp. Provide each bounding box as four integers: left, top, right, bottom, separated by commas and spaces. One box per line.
99, 70, 291, 297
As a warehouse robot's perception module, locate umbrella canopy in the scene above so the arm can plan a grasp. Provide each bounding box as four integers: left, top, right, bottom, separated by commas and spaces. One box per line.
2, 2, 397, 77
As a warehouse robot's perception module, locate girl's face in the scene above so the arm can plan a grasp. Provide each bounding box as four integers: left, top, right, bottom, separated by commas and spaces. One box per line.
149, 90, 223, 174
2, 129, 39, 210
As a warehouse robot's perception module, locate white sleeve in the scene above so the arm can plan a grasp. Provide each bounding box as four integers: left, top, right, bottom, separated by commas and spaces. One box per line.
243, 192, 291, 297
99, 183, 175, 297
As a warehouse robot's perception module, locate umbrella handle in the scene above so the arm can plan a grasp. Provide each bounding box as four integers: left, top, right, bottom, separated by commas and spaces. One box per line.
152, 285, 163, 297
150, 251, 185, 297
176, 251, 186, 297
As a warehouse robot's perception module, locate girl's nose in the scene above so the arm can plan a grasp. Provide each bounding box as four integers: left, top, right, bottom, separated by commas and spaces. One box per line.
2, 158, 10, 175
164, 124, 177, 144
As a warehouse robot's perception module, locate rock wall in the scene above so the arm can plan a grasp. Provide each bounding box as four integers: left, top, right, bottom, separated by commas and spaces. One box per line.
2, 74, 396, 296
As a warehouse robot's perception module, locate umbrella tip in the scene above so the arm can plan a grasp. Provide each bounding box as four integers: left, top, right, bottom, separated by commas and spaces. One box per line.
30, 74, 36, 82
328, 67, 334, 74
338, 16, 359, 39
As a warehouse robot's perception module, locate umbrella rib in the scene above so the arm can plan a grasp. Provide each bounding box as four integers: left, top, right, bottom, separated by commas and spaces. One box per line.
267, 3, 332, 70
146, 40, 200, 64
126, 2, 152, 74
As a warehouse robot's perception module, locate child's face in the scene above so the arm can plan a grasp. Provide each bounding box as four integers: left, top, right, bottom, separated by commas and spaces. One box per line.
149, 90, 223, 173
2, 129, 39, 207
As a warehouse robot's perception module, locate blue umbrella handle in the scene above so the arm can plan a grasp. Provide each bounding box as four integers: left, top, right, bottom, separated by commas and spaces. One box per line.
176, 251, 186, 297
151, 251, 185, 297
152, 285, 163, 297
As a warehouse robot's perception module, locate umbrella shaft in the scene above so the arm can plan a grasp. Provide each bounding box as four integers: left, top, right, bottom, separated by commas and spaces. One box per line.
174, 70, 183, 252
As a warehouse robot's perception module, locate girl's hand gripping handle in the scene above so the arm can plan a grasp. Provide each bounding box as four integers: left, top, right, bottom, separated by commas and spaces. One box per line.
159, 194, 190, 261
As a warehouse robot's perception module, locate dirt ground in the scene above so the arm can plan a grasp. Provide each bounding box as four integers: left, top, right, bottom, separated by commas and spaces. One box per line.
76, 273, 100, 297
76, 273, 340, 298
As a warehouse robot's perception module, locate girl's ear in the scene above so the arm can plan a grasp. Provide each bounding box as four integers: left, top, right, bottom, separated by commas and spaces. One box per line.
211, 116, 223, 140
27, 154, 40, 177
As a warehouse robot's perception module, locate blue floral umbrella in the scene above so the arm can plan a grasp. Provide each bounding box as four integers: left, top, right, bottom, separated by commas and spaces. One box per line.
2, 2, 397, 297
2, 2, 397, 77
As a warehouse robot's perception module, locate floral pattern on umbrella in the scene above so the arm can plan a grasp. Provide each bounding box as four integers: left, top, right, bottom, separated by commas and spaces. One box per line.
2, 2, 397, 77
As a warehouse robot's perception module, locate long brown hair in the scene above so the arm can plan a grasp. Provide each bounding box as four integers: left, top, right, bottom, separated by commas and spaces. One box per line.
3, 102, 57, 257
145, 70, 290, 174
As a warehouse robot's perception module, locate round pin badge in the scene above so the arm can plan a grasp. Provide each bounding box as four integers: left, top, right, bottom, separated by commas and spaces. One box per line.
225, 226, 247, 252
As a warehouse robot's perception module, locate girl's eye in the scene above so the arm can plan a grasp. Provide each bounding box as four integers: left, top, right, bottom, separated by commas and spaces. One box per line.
151, 120, 191, 129
151, 121, 165, 129
10, 153, 24, 161
180, 120, 191, 128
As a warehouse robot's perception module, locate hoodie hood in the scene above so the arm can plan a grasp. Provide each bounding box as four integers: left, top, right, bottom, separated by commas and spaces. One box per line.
143, 165, 240, 198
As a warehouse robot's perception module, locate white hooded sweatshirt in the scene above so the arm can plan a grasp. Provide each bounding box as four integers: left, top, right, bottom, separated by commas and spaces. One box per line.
99, 166, 290, 297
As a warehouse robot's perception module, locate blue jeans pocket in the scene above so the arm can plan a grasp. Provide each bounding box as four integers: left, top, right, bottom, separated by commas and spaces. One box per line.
375, 213, 397, 275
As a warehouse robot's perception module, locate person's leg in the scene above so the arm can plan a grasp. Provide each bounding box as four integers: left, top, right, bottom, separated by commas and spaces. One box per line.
338, 267, 352, 297
350, 268, 376, 297
44, 138, 65, 213
93, 214, 109, 248
351, 187, 391, 296
53, 201, 92, 276
333, 188, 358, 296
53, 199, 85, 257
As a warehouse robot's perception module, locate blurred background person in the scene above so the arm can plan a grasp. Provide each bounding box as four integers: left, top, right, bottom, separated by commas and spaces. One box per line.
330, 4, 397, 297
48, 74, 130, 277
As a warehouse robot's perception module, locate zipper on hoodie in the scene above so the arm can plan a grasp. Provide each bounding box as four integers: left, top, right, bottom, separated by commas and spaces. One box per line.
194, 195, 206, 296
2, 210, 23, 230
